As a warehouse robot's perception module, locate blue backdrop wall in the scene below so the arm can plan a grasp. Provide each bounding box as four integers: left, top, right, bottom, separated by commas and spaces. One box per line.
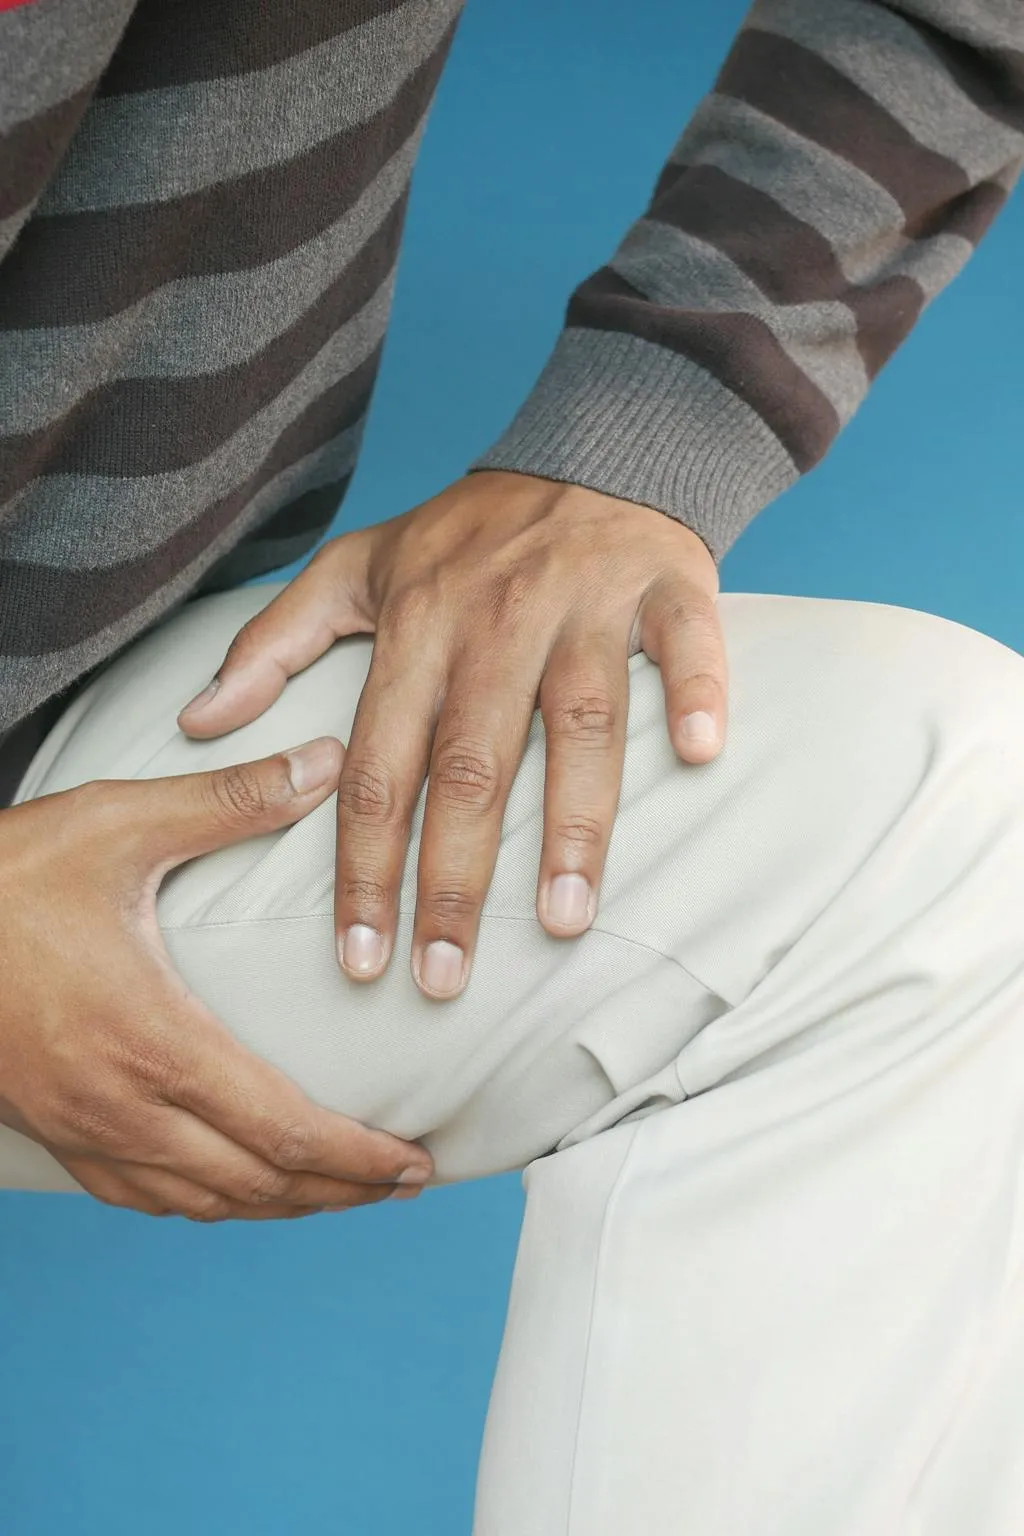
2, 2, 1022, 1531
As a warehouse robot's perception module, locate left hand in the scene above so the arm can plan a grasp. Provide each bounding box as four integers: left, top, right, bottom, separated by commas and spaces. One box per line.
178, 471, 727, 1000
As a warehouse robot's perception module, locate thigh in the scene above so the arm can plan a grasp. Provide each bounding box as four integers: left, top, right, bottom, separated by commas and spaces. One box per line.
4, 586, 1023, 1206
473, 617, 1024, 1534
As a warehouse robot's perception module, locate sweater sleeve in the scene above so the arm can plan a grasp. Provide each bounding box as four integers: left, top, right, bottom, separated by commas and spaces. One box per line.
471, 0, 1024, 565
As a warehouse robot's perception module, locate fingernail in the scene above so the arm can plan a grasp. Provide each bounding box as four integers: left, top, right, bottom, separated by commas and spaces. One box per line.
545, 873, 592, 931
680, 710, 718, 746
397, 1164, 431, 1185
285, 737, 339, 794
418, 940, 465, 998
181, 679, 219, 716
341, 924, 385, 976
389, 1185, 424, 1201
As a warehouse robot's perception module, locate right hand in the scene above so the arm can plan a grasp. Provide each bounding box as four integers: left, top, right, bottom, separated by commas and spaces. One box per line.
0, 737, 434, 1222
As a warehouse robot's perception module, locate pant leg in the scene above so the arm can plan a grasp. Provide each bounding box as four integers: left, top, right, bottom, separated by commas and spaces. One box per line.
474, 611, 1024, 1534
4, 584, 1024, 1532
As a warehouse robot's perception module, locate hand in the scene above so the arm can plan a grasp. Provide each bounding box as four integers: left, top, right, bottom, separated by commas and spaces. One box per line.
0, 740, 433, 1220
178, 471, 727, 1001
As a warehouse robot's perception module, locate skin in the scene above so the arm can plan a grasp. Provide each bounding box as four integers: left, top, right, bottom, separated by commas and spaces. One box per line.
179, 472, 728, 1003
0, 473, 724, 1224
0, 738, 432, 1221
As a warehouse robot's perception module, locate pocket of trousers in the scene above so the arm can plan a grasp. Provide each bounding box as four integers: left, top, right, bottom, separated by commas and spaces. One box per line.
556, 941, 730, 1152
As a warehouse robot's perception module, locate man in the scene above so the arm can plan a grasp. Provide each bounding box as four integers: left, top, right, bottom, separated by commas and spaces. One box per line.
4, 6, 1024, 1530
0, 3, 1021, 1227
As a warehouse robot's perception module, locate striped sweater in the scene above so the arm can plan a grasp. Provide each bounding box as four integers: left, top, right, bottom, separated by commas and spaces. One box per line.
1, 0, 1022, 787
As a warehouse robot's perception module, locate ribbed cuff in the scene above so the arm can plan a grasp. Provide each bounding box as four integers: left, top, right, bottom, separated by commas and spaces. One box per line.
469, 329, 798, 565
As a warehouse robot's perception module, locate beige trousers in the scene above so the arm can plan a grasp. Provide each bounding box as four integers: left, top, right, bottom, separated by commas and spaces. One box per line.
3, 583, 1024, 1535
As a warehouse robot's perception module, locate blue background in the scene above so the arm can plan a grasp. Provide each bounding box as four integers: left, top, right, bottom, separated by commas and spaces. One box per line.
2, 1, 1022, 1530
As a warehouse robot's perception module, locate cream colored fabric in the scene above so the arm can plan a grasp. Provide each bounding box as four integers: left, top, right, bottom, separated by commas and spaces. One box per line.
4, 584, 1024, 1534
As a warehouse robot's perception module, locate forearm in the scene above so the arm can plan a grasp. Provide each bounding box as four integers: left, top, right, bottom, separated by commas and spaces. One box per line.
475, 0, 1024, 563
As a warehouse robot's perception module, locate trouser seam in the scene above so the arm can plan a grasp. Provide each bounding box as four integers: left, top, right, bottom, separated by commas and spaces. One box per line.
562, 1120, 646, 1536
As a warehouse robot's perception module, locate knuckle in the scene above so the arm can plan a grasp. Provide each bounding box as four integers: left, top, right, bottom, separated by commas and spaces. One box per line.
339, 875, 391, 911
120, 1035, 184, 1096
551, 814, 606, 851
671, 606, 722, 652
208, 762, 269, 823
245, 1165, 291, 1205
422, 886, 478, 925
185, 1191, 233, 1224
650, 593, 717, 643
678, 668, 724, 698
549, 691, 620, 746
483, 565, 534, 625
222, 623, 259, 671
338, 759, 398, 826
268, 1118, 320, 1171
58, 1090, 126, 1152
431, 739, 501, 813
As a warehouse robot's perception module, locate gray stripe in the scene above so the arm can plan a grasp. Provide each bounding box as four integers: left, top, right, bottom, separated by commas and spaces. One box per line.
892, 0, 1024, 56
473, 328, 798, 567
834, 223, 968, 292
38, 0, 460, 214
610, 219, 868, 423
894, 228, 985, 301
0, 210, 26, 262
751, 0, 1024, 181
673, 95, 911, 284
0, 429, 358, 727
3, 131, 421, 436
0, 280, 389, 560
0, 0, 131, 133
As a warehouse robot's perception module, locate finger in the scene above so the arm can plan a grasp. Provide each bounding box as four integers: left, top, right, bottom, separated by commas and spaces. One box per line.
639, 578, 729, 763
334, 625, 444, 983
412, 656, 538, 1000
64, 1156, 324, 1222
536, 629, 629, 937
123, 1101, 418, 1212
176, 531, 375, 737
110, 736, 345, 875
165, 1011, 434, 1187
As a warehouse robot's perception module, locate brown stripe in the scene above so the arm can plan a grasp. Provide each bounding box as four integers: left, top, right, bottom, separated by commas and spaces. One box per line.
0, 24, 455, 331
0, 82, 97, 222
191, 478, 353, 595
566, 267, 839, 473
0, 189, 407, 500
904, 177, 1010, 244
0, 351, 381, 656
716, 30, 971, 225
901, 17, 1024, 135
97, 0, 419, 95
845, 275, 924, 378
244, 477, 351, 543
648, 162, 846, 305
645, 160, 988, 380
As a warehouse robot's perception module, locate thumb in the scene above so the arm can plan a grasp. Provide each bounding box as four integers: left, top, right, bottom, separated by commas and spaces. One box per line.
115, 736, 344, 874
177, 529, 375, 739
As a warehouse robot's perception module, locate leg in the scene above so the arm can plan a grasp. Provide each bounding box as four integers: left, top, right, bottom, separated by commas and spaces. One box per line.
5, 585, 1024, 1532
474, 613, 1024, 1533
